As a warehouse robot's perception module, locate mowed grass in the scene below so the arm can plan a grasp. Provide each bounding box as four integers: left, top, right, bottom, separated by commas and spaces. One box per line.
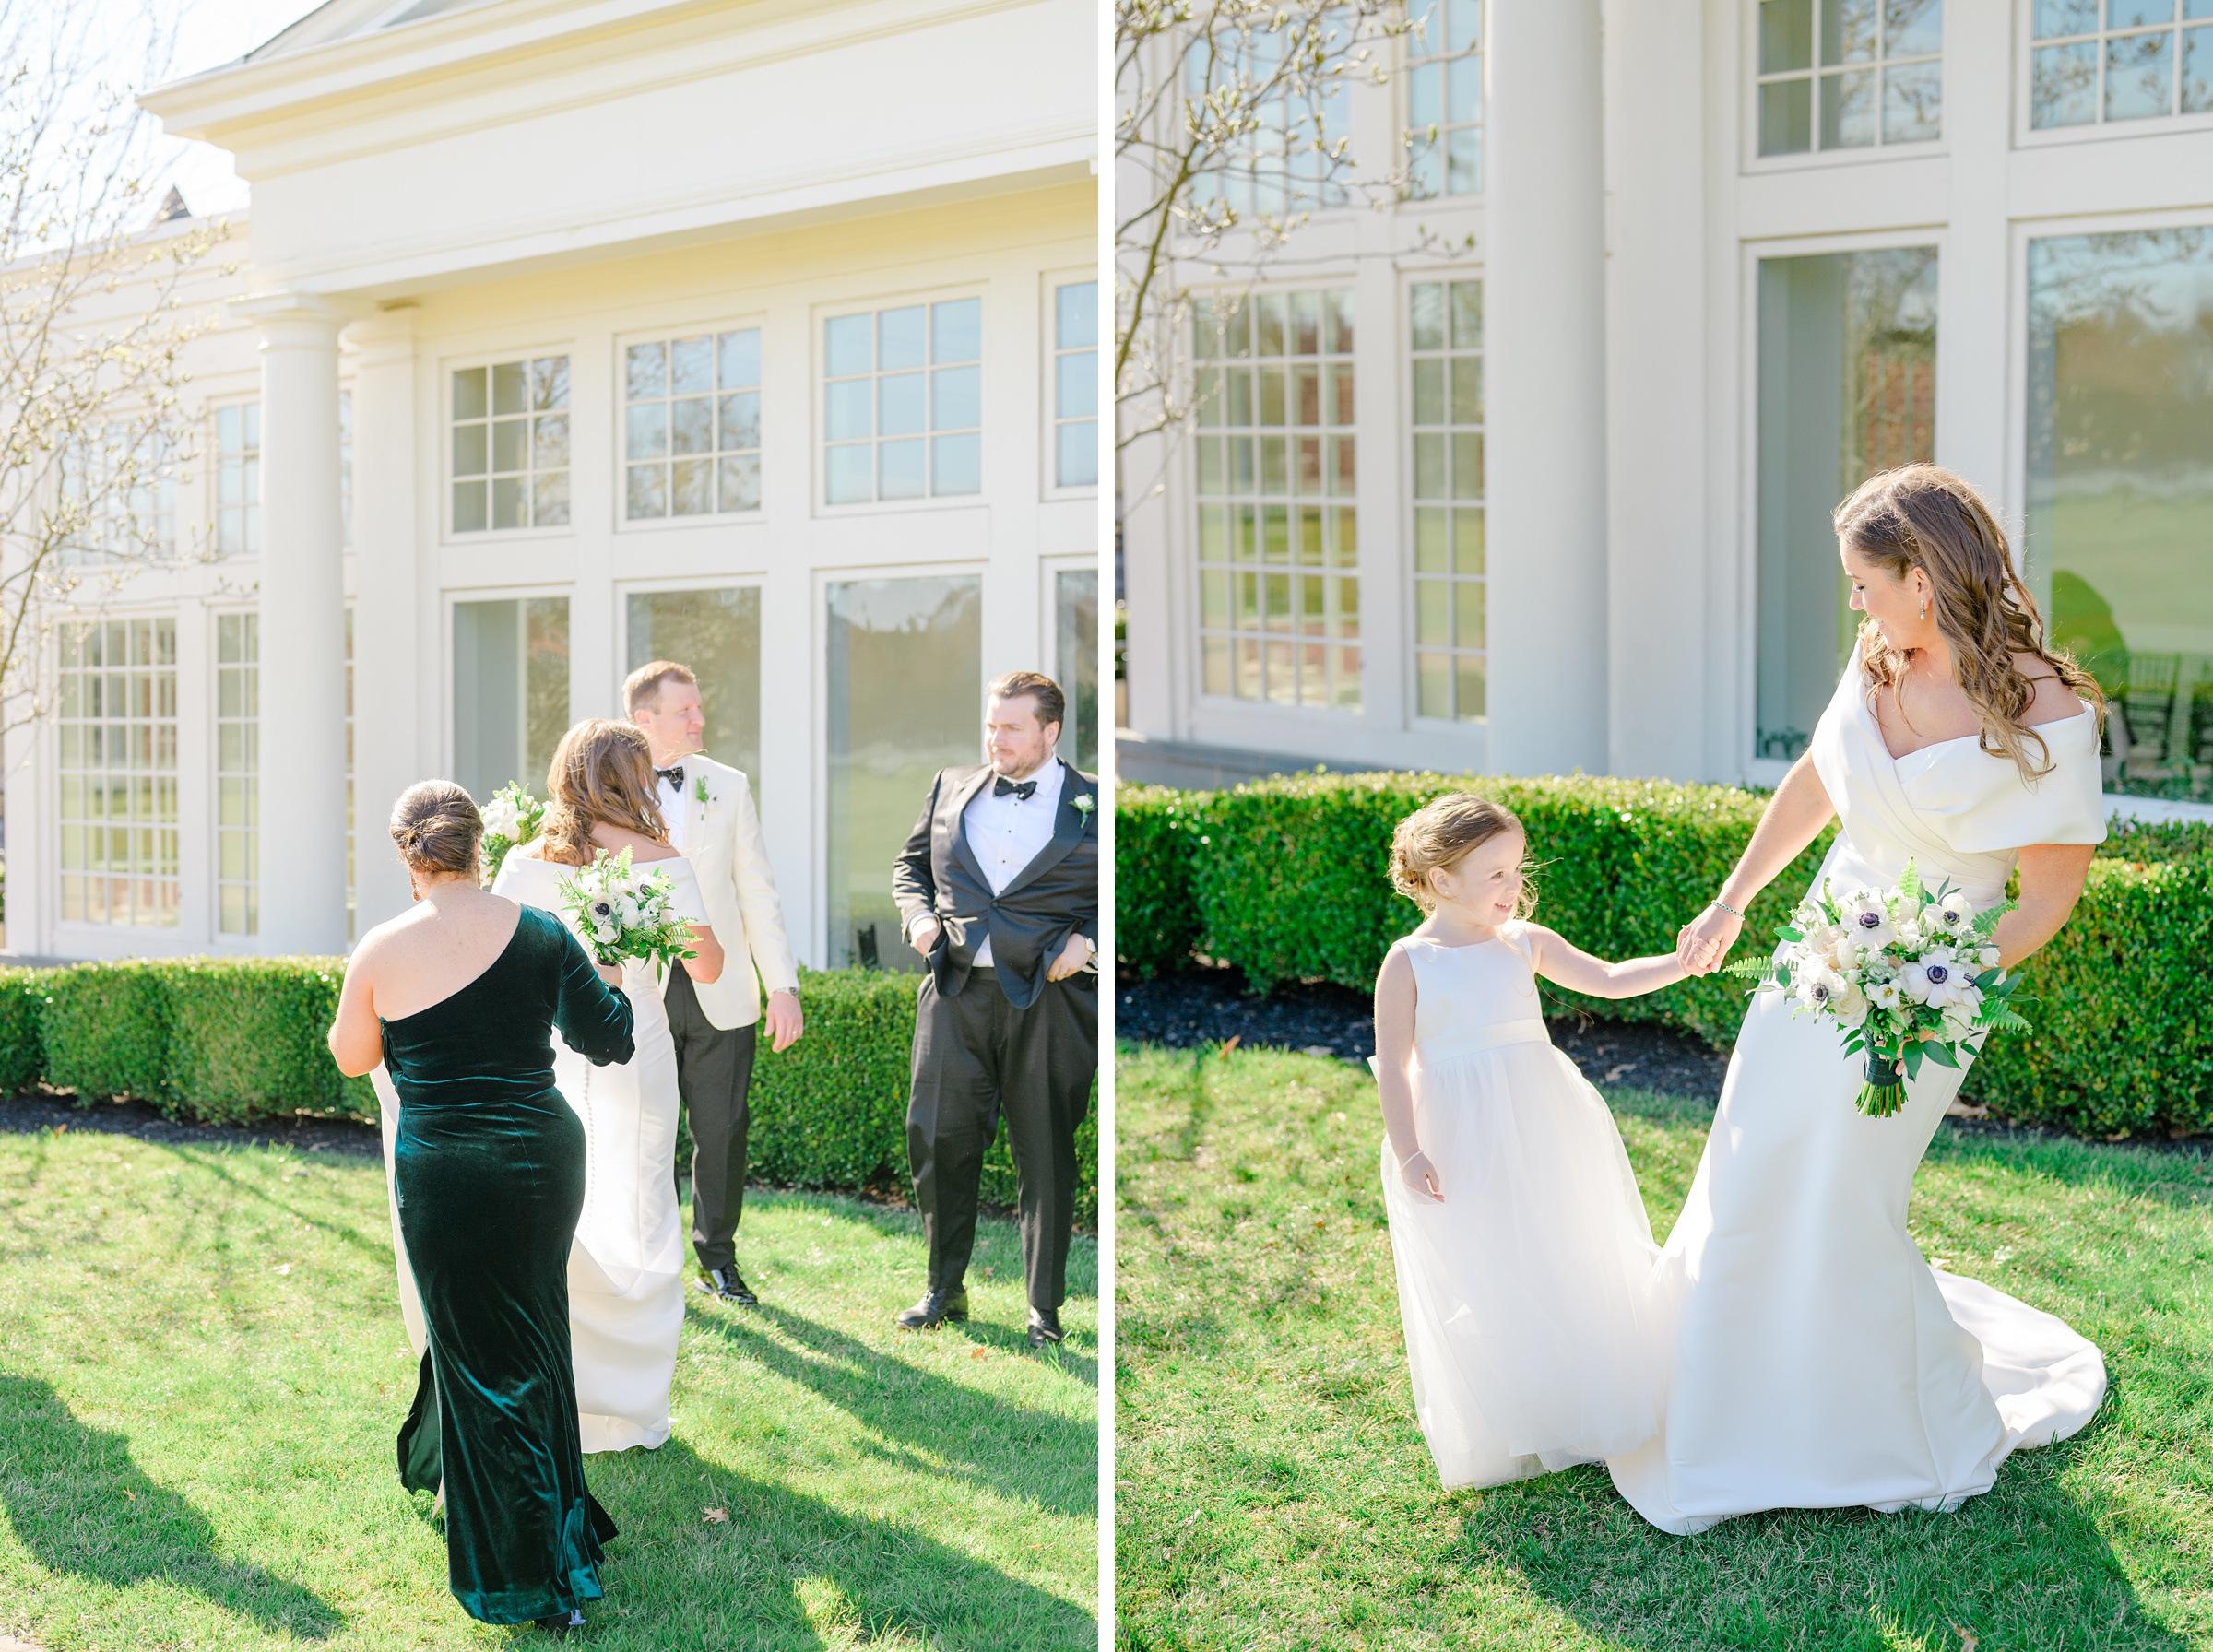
0, 1117, 1096, 1650
1115, 1041, 2213, 1652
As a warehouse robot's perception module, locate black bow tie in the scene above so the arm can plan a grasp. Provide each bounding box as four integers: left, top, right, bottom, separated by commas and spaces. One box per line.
656, 765, 684, 791
993, 776, 1036, 801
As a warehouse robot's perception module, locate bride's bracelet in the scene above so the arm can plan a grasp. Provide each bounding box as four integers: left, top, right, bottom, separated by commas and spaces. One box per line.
1709, 898, 1746, 920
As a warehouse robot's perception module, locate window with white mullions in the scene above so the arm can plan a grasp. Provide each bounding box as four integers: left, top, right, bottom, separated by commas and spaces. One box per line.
822, 301, 982, 505
1409, 278, 1486, 722
625, 330, 762, 520
452, 357, 571, 533
214, 402, 259, 556
1052, 282, 1098, 490
1404, 0, 1484, 198
59, 426, 177, 564
1184, 26, 1352, 221
2030, 0, 2213, 128
1756, 0, 1943, 156
56, 617, 178, 927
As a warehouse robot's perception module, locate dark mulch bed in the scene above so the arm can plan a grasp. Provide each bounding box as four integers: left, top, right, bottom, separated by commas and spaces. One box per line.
1117, 962, 1733, 1102
0, 1091, 383, 1156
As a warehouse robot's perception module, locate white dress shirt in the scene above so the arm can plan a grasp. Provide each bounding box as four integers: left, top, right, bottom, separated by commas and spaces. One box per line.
961, 759, 1064, 968
655, 763, 695, 855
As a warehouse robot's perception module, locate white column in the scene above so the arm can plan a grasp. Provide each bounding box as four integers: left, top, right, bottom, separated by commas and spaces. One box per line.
1485, 0, 1610, 775
237, 291, 349, 954
348, 305, 420, 936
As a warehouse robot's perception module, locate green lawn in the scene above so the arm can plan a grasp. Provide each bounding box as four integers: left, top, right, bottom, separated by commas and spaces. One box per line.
1115, 1041, 2213, 1651
0, 1118, 1096, 1650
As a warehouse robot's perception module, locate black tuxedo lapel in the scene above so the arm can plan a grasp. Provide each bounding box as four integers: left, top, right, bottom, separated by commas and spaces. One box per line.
942, 765, 996, 889
998, 761, 1094, 901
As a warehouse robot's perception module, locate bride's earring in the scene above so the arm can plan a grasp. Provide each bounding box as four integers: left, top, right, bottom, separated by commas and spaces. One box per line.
1919, 595, 1928, 621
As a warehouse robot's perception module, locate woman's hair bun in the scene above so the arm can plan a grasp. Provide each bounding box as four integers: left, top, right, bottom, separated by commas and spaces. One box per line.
389, 781, 482, 877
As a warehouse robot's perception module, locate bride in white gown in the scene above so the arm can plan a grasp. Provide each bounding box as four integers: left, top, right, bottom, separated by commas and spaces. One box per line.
1611, 466, 2111, 1534
378, 719, 724, 1456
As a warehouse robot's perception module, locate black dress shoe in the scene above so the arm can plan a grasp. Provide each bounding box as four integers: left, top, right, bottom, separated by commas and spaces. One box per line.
1026, 1306, 1064, 1347
537, 1608, 584, 1634
894, 1285, 968, 1330
698, 1264, 758, 1305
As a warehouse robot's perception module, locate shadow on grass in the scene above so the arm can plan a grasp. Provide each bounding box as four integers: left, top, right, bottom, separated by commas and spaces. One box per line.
591, 1434, 1092, 1650
1464, 1423, 2183, 1650
0, 1373, 341, 1640
687, 1303, 1096, 1520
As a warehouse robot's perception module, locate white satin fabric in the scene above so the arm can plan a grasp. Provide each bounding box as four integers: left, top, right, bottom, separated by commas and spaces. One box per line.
1608, 651, 2109, 1534
1382, 925, 1663, 1490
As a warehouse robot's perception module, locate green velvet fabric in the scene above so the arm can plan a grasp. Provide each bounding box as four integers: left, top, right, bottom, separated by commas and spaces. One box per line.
384, 904, 635, 1626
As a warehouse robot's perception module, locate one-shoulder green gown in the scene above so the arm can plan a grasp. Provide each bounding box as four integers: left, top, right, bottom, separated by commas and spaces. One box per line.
381, 903, 636, 1624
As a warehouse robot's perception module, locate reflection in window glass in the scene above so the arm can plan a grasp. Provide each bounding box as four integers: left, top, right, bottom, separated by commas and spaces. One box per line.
824, 576, 981, 971
1057, 568, 1099, 773
2031, 0, 2213, 128
1409, 278, 1486, 722
217, 613, 259, 937
1756, 247, 1938, 761
453, 596, 570, 804
823, 301, 982, 505
451, 358, 571, 533
55, 617, 179, 926
1053, 282, 1098, 489
624, 330, 762, 520
2028, 230, 2213, 800
625, 586, 763, 787
1404, 0, 1484, 197
1190, 289, 1361, 710
1756, 0, 1943, 155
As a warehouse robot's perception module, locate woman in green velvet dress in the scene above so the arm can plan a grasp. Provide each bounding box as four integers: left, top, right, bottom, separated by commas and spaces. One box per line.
330, 781, 636, 1634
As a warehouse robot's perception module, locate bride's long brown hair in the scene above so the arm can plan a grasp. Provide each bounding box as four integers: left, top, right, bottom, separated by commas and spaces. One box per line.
538, 719, 668, 867
1835, 464, 2102, 779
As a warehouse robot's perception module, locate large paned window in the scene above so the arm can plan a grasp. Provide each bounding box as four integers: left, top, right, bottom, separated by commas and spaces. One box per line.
1405, 0, 1484, 197
1757, 0, 1943, 155
825, 576, 980, 971
1191, 290, 1361, 709
56, 617, 178, 926
1052, 282, 1098, 489
823, 301, 982, 505
215, 402, 260, 556
1755, 247, 1937, 761
625, 330, 762, 520
451, 358, 571, 533
453, 597, 570, 804
1057, 567, 1100, 772
2028, 229, 2213, 799
1409, 278, 1486, 722
625, 587, 763, 785
2030, 0, 2213, 128
1184, 29, 1350, 218
216, 612, 259, 937
60, 428, 176, 564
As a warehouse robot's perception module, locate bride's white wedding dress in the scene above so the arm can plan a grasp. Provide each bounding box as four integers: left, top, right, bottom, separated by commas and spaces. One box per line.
1609, 649, 2110, 1534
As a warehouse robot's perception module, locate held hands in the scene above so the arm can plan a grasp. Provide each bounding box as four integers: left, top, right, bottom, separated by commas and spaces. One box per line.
1399, 1150, 1444, 1204
1676, 904, 1745, 976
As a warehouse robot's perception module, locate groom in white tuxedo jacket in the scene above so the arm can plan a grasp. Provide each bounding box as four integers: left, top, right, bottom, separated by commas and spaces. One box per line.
627, 661, 804, 1305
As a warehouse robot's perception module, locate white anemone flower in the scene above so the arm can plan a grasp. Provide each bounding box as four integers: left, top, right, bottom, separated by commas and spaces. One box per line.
1902, 947, 1974, 1009
1838, 890, 1896, 951
1927, 890, 1978, 937
1795, 962, 1868, 1025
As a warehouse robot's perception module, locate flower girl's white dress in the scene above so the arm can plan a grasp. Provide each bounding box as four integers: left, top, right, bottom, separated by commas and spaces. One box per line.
1381, 923, 1663, 1490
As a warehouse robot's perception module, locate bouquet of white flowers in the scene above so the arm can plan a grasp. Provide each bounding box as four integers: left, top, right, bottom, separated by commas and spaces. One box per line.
1726, 859, 2030, 1117
555, 847, 697, 973
478, 783, 545, 886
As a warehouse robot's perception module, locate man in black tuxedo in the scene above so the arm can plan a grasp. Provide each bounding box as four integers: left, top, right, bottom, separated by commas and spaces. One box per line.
891, 670, 1098, 1348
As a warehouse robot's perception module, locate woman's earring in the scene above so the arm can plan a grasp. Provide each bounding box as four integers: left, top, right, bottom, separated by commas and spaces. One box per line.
1919, 596, 1928, 620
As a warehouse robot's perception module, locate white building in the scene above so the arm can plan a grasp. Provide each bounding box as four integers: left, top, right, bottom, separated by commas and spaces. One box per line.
6, 0, 1099, 966
1118, 0, 2213, 807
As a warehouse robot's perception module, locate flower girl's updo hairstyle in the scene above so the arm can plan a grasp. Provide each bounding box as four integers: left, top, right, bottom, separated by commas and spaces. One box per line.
1389, 793, 1533, 916
389, 781, 482, 879
1834, 463, 2102, 779
538, 719, 669, 867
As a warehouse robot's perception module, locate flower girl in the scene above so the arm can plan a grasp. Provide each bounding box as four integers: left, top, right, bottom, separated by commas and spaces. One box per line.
1375, 794, 1685, 1490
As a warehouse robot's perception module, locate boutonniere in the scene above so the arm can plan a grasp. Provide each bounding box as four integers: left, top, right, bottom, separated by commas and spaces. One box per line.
1070, 794, 1095, 829
693, 775, 713, 810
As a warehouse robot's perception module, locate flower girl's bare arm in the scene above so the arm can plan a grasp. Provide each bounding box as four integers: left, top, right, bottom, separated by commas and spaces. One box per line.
1524, 925, 1687, 999
1372, 949, 1442, 1201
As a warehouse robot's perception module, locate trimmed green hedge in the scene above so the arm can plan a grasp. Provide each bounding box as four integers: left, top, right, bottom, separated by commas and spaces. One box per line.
0, 958, 1096, 1220
1118, 773, 2213, 1139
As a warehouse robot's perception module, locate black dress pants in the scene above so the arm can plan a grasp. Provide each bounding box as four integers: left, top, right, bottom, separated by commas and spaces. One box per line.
907, 969, 1096, 1311
664, 964, 758, 1272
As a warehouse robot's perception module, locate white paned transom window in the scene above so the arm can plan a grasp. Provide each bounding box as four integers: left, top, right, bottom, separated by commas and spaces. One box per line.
59, 428, 176, 564
215, 402, 259, 556
452, 357, 571, 533
1405, 0, 1484, 197
1192, 289, 1361, 710
625, 329, 762, 519
56, 617, 178, 927
1410, 278, 1486, 722
2031, 0, 2213, 127
823, 300, 982, 505
1053, 282, 1098, 489
1757, 0, 1944, 155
